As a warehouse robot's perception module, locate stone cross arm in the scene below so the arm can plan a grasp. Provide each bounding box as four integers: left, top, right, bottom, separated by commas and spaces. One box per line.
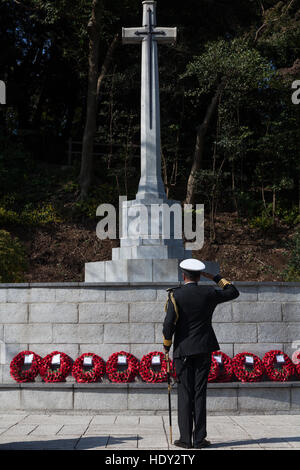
122, 27, 177, 45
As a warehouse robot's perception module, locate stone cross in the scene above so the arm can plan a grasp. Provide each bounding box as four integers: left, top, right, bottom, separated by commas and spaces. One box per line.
84, 2, 219, 281
122, 1, 177, 201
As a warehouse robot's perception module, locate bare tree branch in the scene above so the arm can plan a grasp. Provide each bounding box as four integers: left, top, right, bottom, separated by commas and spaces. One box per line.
254, 0, 296, 43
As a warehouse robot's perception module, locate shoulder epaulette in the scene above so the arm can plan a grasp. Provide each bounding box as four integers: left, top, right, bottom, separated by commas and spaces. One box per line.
166, 285, 181, 292
164, 287, 180, 323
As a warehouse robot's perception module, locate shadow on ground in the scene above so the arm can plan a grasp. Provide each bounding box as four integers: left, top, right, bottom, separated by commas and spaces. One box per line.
0, 435, 299, 450
209, 436, 300, 449
0, 435, 138, 450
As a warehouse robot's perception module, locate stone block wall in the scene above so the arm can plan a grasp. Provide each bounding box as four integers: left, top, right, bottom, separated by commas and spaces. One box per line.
0, 382, 299, 414
0, 281, 299, 384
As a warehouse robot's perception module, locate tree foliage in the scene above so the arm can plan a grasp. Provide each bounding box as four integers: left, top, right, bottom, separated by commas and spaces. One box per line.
0, 230, 27, 282
0, 0, 299, 231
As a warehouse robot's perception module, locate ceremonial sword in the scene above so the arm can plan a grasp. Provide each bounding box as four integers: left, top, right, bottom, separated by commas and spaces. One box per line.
165, 351, 173, 445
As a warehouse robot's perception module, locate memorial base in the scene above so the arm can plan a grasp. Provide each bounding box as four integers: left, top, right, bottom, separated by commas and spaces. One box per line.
84, 259, 219, 283
1, 382, 299, 415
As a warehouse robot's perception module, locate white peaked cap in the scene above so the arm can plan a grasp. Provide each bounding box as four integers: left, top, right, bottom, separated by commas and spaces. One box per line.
179, 258, 206, 272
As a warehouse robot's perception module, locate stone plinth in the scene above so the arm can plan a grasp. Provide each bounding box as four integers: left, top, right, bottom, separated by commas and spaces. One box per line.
1, 382, 300, 415
85, 260, 219, 283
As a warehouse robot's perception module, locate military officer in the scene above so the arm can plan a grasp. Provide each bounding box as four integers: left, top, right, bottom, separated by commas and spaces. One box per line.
162, 258, 240, 449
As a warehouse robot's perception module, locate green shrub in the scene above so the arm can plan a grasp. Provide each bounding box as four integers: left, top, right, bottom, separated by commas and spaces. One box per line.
275, 203, 300, 226
249, 213, 273, 231
21, 203, 62, 225
0, 202, 62, 226
236, 191, 261, 218
0, 206, 18, 225
73, 198, 100, 219
0, 230, 28, 282
282, 266, 300, 282
282, 228, 300, 281
73, 183, 118, 220
62, 181, 79, 193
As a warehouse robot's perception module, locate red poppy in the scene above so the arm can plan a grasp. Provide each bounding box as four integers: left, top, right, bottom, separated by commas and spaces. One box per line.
139, 351, 175, 383
208, 354, 220, 382
10, 350, 41, 383
292, 351, 300, 378
72, 353, 105, 383
233, 352, 265, 382
262, 350, 295, 382
106, 351, 139, 383
210, 351, 233, 382
39, 351, 72, 382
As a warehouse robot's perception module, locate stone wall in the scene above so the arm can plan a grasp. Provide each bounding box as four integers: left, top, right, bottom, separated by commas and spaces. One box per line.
0, 382, 299, 415
0, 281, 299, 385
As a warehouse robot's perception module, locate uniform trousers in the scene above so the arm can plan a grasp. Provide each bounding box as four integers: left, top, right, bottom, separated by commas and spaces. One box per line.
174, 353, 211, 446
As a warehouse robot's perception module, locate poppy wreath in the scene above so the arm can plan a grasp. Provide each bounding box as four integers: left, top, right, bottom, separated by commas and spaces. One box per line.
72, 353, 105, 383
262, 350, 295, 382
106, 351, 139, 383
208, 354, 220, 383
232, 352, 265, 383
139, 351, 175, 383
39, 351, 72, 382
210, 351, 233, 382
10, 350, 42, 383
292, 351, 300, 378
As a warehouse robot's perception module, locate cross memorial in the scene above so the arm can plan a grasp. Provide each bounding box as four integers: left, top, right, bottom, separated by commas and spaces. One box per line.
84, 1, 219, 281
122, 0, 177, 200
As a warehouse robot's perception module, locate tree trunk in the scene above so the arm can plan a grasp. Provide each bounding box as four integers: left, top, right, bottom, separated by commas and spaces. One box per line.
79, 30, 119, 198
298, 174, 300, 215
261, 183, 267, 210
209, 156, 226, 242
161, 151, 169, 198
79, 4, 119, 199
97, 33, 119, 99
79, 0, 103, 200
185, 82, 224, 205
232, 161, 238, 213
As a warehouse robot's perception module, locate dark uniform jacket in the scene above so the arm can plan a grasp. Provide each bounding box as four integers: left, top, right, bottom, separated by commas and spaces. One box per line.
162, 274, 240, 358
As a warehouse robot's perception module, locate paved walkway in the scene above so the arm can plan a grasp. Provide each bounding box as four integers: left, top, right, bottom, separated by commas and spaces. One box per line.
0, 413, 299, 450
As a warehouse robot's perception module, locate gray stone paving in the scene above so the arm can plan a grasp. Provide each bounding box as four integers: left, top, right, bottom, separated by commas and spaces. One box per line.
0, 413, 299, 450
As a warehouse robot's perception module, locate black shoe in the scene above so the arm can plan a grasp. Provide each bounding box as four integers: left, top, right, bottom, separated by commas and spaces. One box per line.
173, 440, 193, 449
193, 439, 211, 449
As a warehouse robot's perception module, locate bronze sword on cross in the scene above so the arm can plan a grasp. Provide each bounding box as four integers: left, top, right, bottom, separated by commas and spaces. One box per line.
134, 7, 167, 129
122, 1, 176, 200
122, 1, 177, 129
